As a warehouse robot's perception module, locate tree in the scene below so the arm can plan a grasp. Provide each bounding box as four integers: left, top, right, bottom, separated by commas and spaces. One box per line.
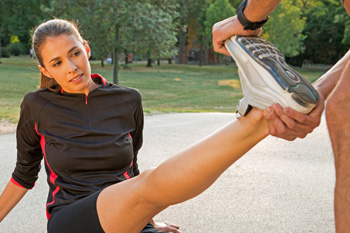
299, 0, 346, 64
0, 0, 51, 58
204, 0, 235, 63
205, 0, 235, 42
46, 0, 128, 84
149, 0, 179, 65
261, 0, 306, 58
129, 2, 178, 67
197, 2, 210, 66
75, 1, 116, 67
174, 0, 209, 64
342, 17, 350, 48
0, 0, 9, 59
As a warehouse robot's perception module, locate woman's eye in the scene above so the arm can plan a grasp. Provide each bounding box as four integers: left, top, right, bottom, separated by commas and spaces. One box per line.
73, 51, 81, 56
53, 61, 61, 67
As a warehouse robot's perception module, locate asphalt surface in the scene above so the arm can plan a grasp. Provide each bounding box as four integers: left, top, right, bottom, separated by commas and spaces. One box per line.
0, 112, 335, 233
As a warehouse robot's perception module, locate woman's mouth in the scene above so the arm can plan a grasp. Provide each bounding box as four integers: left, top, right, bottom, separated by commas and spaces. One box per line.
70, 74, 83, 83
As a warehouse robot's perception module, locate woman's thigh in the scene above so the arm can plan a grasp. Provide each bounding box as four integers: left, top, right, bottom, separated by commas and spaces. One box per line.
47, 190, 104, 233
47, 189, 165, 233
97, 170, 167, 233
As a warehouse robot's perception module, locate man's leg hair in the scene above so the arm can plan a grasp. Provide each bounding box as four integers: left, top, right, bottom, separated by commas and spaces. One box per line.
326, 59, 350, 233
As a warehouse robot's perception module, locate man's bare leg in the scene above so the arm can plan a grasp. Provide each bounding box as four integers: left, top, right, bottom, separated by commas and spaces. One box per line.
326, 59, 350, 232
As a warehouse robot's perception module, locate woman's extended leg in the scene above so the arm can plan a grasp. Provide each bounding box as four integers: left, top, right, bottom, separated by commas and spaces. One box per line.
97, 108, 268, 233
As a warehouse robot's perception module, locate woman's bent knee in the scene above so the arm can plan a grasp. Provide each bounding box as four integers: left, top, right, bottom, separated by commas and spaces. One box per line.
96, 167, 165, 232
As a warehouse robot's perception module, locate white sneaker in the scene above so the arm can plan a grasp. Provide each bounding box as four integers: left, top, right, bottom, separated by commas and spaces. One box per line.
225, 35, 319, 116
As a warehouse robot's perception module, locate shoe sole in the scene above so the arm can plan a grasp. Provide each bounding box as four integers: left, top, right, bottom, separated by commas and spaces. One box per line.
225, 35, 319, 114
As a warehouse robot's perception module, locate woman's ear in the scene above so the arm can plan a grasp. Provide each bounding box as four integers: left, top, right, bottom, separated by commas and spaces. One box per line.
38, 65, 52, 78
84, 40, 91, 59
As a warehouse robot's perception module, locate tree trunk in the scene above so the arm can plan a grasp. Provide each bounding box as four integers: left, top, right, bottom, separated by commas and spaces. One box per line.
113, 24, 120, 84
124, 49, 129, 66
101, 59, 104, 67
168, 58, 172, 64
204, 35, 208, 65
157, 59, 160, 65
0, 38, 2, 60
178, 28, 187, 64
146, 58, 152, 67
199, 40, 203, 67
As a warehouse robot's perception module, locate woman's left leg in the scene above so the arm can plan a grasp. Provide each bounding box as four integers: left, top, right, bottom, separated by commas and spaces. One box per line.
47, 190, 165, 233
97, 108, 268, 233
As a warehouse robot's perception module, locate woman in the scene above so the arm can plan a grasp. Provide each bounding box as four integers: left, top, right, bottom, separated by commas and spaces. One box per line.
0, 19, 269, 233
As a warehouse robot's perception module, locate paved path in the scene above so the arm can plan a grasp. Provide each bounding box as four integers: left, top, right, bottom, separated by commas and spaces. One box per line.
0, 113, 335, 233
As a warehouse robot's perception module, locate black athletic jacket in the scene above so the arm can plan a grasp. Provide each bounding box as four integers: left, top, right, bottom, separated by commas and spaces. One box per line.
11, 74, 144, 219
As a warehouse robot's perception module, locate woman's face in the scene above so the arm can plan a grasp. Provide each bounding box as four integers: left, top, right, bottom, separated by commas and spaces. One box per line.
39, 34, 95, 95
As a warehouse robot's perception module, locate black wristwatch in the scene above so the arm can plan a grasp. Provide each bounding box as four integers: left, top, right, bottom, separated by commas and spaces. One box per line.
236, 0, 270, 30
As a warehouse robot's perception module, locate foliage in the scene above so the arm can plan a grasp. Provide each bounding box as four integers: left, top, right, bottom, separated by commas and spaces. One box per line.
173, 0, 210, 63
262, 0, 306, 57
1, 48, 10, 58
1, 0, 349, 67
0, 0, 51, 51
338, 4, 350, 48
7, 42, 26, 56
205, 0, 236, 45
342, 22, 350, 47
42, 0, 120, 61
228, 0, 241, 8
43, 0, 178, 68
130, 2, 178, 62
299, 0, 347, 63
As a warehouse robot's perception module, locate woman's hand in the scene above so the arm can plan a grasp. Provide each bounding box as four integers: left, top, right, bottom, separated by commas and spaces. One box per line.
151, 219, 180, 233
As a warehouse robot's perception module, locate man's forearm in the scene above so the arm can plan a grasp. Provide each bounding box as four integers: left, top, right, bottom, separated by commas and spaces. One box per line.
313, 50, 350, 100
244, 0, 281, 22
212, 0, 282, 55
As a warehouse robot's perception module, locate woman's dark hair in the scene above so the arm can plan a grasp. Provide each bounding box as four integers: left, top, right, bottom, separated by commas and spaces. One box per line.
32, 19, 83, 91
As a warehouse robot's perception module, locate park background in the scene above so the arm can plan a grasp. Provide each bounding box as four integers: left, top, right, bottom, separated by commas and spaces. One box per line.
0, 0, 349, 125
0, 1, 342, 232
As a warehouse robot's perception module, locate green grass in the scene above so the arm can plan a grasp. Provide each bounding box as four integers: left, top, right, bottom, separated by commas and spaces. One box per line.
0, 56, 327, 123
293, 67, 326, 83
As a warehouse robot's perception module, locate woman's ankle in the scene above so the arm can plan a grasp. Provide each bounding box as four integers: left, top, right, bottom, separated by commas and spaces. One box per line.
242, 108, 269, 136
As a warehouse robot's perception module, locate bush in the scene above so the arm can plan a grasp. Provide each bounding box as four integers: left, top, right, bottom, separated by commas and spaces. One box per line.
123, 64, 133, 69
7, 42, 26, 56
1, 48, 10, 58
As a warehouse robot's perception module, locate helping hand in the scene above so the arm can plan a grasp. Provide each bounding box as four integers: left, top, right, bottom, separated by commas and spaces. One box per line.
264, 94, 325, 141
212, 15, 261, 56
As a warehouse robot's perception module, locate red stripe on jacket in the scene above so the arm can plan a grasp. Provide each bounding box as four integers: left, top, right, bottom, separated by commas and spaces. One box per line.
123, 133, 134, 180
35, 123, 60, 219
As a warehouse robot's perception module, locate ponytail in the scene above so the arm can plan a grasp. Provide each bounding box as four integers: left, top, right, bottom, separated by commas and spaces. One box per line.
39, 71, 61, 92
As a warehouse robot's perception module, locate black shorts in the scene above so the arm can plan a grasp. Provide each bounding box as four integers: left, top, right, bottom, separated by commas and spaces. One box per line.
47, 190, 165, 233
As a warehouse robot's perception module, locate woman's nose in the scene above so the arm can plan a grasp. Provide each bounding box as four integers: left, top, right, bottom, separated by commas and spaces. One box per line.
68, 60, 78, 73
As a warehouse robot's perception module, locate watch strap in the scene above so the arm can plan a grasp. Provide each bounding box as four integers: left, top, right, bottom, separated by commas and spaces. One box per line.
236, 0, 270, 30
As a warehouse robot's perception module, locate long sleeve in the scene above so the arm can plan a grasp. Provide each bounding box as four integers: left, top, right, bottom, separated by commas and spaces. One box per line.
12, 93, 43, 189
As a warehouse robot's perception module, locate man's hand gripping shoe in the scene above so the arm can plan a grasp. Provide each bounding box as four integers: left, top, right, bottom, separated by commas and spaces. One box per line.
225, 35, 319, 117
